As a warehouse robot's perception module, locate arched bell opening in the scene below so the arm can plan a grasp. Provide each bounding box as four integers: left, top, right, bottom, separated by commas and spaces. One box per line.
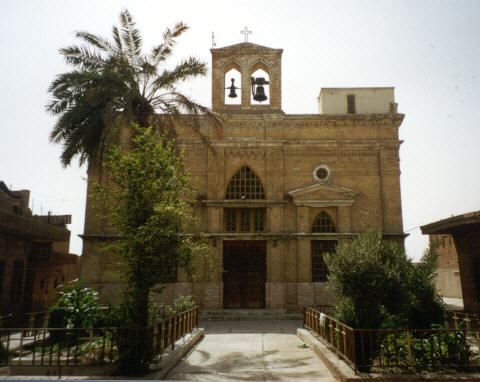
224, 68, 242, 105
250, 68, 270, 105
250, 60, 271, 106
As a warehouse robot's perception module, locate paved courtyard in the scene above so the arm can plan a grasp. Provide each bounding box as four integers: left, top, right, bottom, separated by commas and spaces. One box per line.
166, 320, 335, 381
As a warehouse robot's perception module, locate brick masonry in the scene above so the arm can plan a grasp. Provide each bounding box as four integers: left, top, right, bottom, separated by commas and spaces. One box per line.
80, 42, 405, 312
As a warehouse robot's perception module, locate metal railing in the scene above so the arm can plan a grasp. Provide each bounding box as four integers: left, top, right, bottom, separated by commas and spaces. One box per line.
0, 311, 48, 332
304, 307, 357, 369
446, 311, 480, 330
304, 307, 480, 373
0, 306, 198, 367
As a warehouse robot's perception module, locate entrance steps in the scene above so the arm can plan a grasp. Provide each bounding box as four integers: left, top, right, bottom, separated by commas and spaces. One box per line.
199, 309, 302, 321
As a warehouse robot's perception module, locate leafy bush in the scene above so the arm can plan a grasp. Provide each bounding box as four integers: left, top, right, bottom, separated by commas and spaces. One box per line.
324, 231, 411, 329
324, 231, 445, 330
406, 246, 445, 329
48, 279, 104, 329
324, 231, 446, 371
380, 327, 472, 370
173, 295, 196, 313
146, 295, 196, 325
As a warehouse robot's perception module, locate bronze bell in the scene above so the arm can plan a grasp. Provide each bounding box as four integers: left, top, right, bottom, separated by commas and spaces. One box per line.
227, 78, 238, 98
253, 85, 267, 102
251, 77, 269, 102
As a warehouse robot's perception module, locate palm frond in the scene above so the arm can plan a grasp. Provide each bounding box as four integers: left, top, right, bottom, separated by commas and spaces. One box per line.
150, 22, 188, 64
112, 26, 123, 53
59, 46, 106, 70
147, 58, 206, 99
75, 31, 116, 55
48, 9, 221, 167
119, 9, 142, 65
171, 92, 223, 139
47, 70, 104, 114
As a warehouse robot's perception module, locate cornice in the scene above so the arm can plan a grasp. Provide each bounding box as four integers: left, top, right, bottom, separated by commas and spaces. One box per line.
293, 200, 355, 207
214, 113, 404, 128
201, 200, 287, 207
81, 231, 408, 240
288, 183, 358, 198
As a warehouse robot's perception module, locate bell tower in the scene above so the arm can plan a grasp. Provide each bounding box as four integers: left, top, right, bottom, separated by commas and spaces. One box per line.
211, 42, 283, 112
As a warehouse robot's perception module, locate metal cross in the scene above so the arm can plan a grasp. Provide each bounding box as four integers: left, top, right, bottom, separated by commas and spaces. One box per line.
211, 31, 216, 47
241, 27, 252, 42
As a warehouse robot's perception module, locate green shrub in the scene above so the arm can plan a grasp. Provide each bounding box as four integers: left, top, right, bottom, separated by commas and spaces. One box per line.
146, 295, 196, 326
324, 231, 445, 371
405, 246, 445, 329
47, 279, 104, 329
380, 326, 472, 370
325, 231, 412, 329
173, 295, 196, 313
324, 231, 445, 330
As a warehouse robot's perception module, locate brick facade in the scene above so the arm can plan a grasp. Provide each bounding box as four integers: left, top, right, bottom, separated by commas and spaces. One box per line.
428, 234, 462, 299
80, 42, 405, 312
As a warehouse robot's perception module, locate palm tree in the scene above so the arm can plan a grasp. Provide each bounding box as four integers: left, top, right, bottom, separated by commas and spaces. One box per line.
47, 9, 221, 167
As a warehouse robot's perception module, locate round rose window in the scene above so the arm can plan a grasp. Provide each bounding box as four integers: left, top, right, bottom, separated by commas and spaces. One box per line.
313, 165, 330, 182
315, 167, 328, 180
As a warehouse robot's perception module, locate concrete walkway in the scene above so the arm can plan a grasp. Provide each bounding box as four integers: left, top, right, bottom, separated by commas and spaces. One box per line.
166, 320, 336, 381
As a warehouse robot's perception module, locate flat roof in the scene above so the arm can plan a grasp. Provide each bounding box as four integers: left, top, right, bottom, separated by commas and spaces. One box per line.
319, 87, 394, 92
420, 210, 480, 234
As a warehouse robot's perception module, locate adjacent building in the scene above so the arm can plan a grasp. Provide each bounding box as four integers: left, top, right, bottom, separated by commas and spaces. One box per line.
0, 181, 79, 317
421, 211, 480, 313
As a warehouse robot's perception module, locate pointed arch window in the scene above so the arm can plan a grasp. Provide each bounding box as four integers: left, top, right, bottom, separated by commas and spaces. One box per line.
312, 211, 336, 233
226, 166, 265, 200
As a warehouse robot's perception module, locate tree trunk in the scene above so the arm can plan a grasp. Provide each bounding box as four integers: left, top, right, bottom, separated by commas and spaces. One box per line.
118, 284, 152, 374
132, 98, 153, 128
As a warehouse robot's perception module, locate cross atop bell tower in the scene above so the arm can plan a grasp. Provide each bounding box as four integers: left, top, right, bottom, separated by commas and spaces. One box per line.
240, 27, 252, 42
211, 42, 283, 112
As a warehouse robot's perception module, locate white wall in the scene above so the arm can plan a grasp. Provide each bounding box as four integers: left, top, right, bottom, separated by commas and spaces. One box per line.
318, 87, 395, 114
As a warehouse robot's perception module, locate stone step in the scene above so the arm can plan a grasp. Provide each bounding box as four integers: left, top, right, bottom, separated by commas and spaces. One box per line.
199, 309, 303, 321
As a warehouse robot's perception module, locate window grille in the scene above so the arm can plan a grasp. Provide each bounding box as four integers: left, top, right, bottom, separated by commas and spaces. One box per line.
239, 209, 250, 231
347, 94, 356, 114
312, 240, 337, 282
226, 166, 265, 199
225, 208, 265, 232
225, 209, 237, 232
158, 261, 177, 283
254, 209, 265, 232
312, 211, 336, 233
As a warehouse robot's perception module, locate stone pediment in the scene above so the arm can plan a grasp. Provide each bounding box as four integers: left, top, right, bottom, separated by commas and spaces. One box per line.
212, 42, 282, 53
287, 183, 357, 207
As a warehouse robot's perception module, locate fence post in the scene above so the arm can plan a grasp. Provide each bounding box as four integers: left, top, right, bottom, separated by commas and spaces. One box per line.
172, 316, 177, 350
160, 321, 165, 352
351, 329, 357, 374
87, 328, 93, 361
19, 329, 24, 363
406, 330, 413, 368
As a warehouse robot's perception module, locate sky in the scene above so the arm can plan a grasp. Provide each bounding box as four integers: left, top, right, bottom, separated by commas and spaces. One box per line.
1, 0, 479, 260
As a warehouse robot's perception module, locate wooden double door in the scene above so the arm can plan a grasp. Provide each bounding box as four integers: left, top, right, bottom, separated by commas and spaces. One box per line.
223, 241, 266, 308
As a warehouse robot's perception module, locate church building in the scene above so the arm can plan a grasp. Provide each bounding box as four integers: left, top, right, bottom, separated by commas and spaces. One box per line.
80, 41, 405, 312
